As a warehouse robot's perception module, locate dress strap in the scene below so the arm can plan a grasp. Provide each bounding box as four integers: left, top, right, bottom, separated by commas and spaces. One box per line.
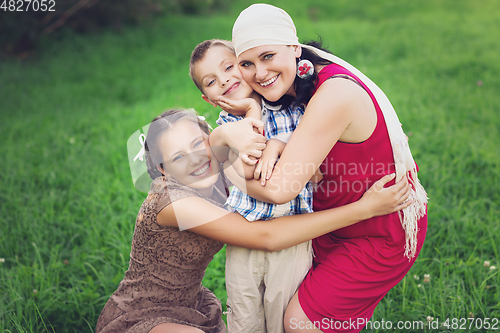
325, 74, 365, 90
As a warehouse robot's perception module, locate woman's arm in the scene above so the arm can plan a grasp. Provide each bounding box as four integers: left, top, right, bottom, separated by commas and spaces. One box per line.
222, 79, 375, 204
157, 174, 410, 252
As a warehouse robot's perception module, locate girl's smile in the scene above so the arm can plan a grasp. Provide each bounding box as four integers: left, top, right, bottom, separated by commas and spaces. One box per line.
159, 119, 220, 191
190, 161, 212, 177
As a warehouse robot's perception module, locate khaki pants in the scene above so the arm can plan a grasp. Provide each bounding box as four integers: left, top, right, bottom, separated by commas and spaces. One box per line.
225, 241, 313, 333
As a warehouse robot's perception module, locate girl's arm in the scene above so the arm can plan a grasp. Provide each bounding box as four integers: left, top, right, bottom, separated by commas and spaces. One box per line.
224, 138, 286, 181
157, 174, 410, 252
220, 79, 375, 204
209, 117, 266, 165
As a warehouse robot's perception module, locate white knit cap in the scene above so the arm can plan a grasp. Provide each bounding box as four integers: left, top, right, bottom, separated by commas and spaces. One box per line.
232, 3, 299, 57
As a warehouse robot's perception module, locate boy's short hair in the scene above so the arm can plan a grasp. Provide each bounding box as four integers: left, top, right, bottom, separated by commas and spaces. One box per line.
189, 39, 235, 93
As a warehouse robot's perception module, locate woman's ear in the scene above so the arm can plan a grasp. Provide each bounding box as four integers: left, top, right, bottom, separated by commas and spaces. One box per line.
293, 45, 302, 58
202, 94, 218, 108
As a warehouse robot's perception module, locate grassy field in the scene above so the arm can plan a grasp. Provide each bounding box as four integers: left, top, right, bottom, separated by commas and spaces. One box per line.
1, 0, 499, 332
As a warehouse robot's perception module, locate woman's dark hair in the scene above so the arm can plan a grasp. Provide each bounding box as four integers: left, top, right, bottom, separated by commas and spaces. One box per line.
267, 40, 333, 109
144, 109, 211, 180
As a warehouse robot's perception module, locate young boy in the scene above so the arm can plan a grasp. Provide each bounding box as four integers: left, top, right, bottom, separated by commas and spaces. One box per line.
189, 39, 315, 333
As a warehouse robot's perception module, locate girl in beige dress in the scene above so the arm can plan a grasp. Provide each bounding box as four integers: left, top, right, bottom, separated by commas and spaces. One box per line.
96, 109, 411, 333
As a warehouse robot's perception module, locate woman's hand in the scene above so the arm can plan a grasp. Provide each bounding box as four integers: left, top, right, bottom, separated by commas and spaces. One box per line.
360, 173, 412, 219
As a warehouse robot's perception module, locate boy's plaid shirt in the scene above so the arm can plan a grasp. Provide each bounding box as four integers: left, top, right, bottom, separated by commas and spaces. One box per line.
216, 101, 313, 221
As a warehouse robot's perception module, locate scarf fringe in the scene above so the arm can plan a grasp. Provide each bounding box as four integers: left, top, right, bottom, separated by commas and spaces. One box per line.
398, 168, 428, 260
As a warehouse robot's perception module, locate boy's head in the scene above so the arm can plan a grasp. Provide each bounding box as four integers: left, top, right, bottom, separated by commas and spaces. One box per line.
189, 39, 255, 107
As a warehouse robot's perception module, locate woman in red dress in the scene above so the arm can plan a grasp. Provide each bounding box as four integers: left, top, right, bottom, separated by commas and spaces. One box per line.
211, 4, 428, 332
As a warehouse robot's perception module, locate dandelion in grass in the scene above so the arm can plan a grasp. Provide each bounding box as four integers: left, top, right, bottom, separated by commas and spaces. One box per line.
417, 284, 422, 288
423, 274, 431, 283
33, 289, 38, 294
484, 260, 490, 267
0, 258, 5, 263
427, 316, 434, 322
413, 275, 419, 280
490, 266, 496, 270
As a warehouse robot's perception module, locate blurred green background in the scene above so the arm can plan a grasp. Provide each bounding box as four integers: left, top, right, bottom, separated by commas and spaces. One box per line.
1, 0, 499, 332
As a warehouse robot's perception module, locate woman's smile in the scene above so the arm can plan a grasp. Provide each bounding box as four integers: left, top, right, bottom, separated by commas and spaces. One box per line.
238, 45, 301, 102
259, 75, 279, 87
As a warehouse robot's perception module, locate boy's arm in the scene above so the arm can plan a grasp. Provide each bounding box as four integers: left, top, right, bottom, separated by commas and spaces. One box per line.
253, 139, 285, 184
252, 104, 298, 185
243, 100, 262, 120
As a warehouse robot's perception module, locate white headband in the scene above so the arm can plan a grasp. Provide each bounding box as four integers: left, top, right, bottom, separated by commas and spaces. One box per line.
232, 3, 299, 57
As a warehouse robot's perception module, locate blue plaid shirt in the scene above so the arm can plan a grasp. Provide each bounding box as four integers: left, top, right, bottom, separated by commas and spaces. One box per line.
217, 101, 313, 221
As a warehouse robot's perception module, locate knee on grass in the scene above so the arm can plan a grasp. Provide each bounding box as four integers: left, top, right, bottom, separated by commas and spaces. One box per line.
148, 323, 205, 333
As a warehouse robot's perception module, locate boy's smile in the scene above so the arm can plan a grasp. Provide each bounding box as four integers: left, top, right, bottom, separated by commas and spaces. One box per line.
223, 82, 241, 96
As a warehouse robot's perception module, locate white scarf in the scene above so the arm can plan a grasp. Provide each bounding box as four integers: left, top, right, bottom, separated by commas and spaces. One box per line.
233, 4, 428, 259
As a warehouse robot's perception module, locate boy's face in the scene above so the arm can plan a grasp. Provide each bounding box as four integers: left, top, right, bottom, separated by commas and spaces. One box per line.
194, 46, 254, 107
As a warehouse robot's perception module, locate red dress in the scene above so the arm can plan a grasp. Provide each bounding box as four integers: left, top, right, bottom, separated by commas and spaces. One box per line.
297, 64, 427, 332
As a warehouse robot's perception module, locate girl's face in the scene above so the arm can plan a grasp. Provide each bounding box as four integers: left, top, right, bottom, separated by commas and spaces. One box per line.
159, 119, 220, 191
196, 46, 254, 106
238, 45, 301, 102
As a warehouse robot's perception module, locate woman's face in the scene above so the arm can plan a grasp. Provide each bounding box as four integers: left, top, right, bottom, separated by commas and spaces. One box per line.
159, 119, 220, 190
238, 45, 301, 102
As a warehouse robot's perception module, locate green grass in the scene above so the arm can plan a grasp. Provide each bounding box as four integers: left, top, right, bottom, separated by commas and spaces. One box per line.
1, 0, 499, 332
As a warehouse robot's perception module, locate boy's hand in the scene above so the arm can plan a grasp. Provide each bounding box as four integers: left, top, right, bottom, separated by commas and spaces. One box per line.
218, 97, 261, 119
254, 139, 286, 185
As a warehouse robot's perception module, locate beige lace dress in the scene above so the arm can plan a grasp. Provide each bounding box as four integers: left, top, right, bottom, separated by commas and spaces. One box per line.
95, 175, 228, 333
